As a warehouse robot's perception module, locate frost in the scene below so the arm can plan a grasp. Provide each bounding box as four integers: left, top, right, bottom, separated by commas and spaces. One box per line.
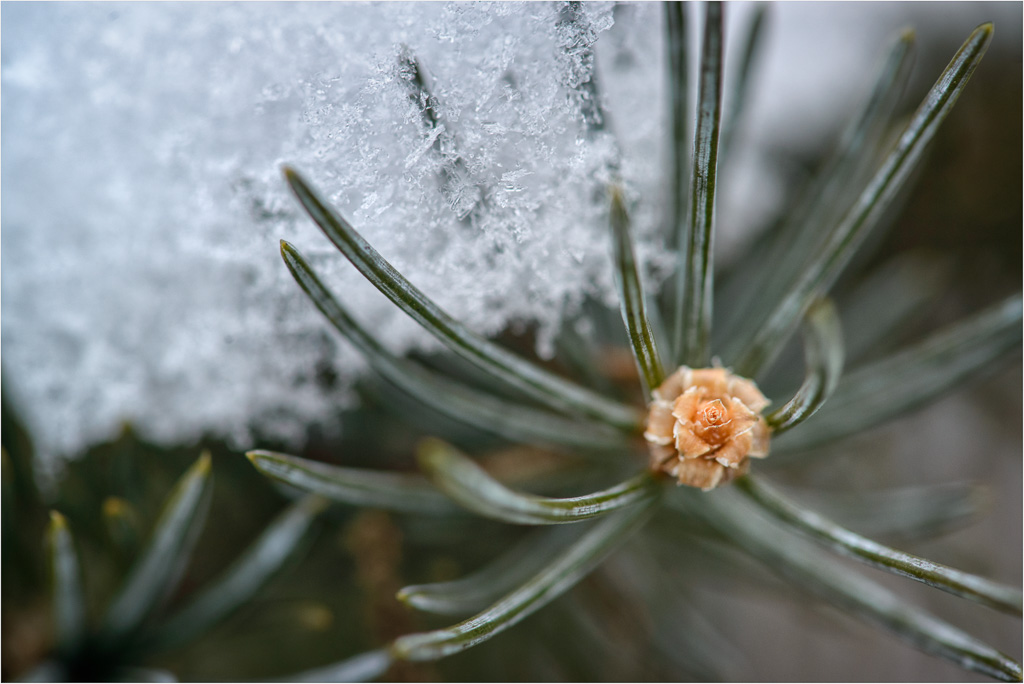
1, 2, 1001, 479
403, 125, 446, 170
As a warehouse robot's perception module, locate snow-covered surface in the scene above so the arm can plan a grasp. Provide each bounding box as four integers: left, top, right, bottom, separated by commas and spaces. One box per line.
0, 2, 1011, 477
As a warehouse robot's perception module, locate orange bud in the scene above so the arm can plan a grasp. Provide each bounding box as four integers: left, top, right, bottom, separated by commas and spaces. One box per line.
644, 366, 771, 490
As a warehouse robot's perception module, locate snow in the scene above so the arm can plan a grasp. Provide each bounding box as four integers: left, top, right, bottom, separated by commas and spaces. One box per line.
1, 2, 1011, 478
